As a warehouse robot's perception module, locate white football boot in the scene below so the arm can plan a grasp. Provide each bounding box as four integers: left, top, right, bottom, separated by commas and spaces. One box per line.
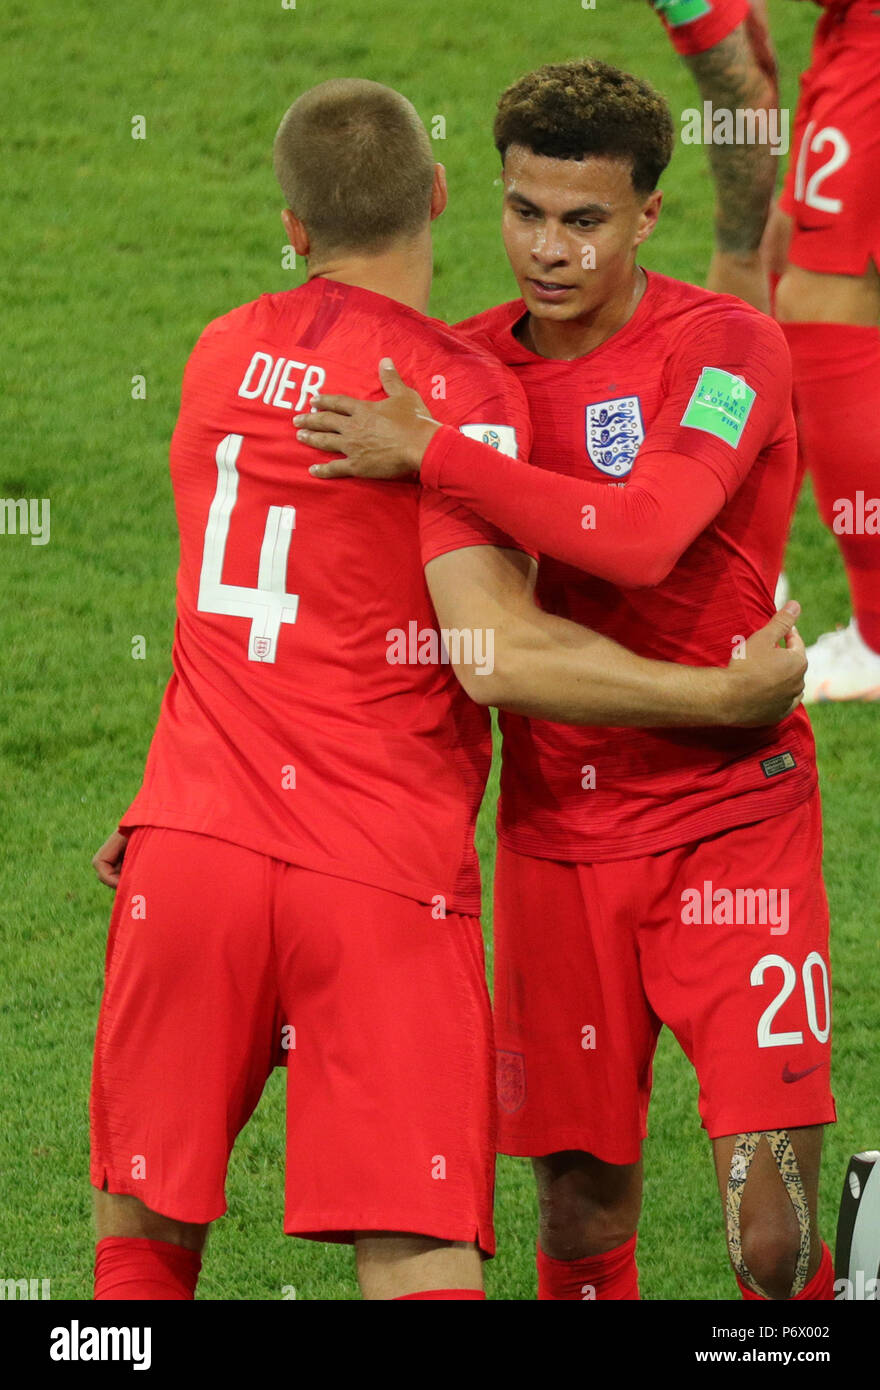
804, 618, 880, 703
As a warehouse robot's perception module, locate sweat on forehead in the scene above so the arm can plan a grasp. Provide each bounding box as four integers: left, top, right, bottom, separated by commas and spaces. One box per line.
503, 147, 638, 207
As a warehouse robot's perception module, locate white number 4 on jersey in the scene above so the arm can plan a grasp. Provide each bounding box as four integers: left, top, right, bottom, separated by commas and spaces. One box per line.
197, 426, 516, 663
198, 433, 299, 663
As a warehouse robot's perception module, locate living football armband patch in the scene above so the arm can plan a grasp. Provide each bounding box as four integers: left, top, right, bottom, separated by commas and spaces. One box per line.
680, 367, 756, 448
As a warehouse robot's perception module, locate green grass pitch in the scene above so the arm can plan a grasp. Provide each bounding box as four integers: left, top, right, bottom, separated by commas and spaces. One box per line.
1, 0, 877, 1303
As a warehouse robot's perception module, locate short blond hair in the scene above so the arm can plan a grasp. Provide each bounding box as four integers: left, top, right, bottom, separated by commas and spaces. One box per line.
273, 79, 435, 256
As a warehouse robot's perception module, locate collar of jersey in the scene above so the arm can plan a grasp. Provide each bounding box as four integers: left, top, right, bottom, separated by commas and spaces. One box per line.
495, 267, 657, 367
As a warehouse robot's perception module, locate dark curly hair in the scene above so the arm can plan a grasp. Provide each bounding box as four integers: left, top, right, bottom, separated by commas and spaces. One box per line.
494, 59, 674, 194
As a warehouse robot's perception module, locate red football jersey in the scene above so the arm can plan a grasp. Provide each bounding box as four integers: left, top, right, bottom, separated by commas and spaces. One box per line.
448, 272, 817, 862
121, 277, 532, 914
649, 0, 748, 53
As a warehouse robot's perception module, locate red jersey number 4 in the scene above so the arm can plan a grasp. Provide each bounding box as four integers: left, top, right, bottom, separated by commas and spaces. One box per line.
198, 433, 299, 663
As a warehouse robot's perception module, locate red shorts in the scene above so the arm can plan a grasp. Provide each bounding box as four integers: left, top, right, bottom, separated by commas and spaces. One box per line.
651, 0, 747, 56
780, 2, 880, 275
90, 827, 496, 1252
493, 791, 835, 1164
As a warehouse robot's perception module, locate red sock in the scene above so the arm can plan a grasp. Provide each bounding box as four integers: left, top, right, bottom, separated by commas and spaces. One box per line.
537, 1234, 639, 1300
94, 1236, 202, 1300
782, 321, 880, 652
394, 1289, 486, 1300
737, 1240, 834, 1301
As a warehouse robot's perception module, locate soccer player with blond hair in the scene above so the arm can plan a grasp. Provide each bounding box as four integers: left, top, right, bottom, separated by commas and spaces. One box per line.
299, 59, 836, 1302
89, 77, 803, 1301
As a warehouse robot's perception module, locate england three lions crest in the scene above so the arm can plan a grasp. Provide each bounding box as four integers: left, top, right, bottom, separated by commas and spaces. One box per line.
585, 396, 644, 478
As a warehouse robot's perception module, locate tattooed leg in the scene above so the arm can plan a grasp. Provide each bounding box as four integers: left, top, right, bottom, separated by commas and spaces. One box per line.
725, 1131, 812, 1298
684, 24, 779, 259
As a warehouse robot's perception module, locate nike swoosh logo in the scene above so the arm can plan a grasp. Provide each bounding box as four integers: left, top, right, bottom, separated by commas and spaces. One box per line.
782, 1060, 825, 1084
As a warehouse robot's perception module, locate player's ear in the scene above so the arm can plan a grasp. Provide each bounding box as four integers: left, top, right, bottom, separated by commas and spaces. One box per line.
634, 189, 662, 248
430, 164, 448, 223
282, 208, 310, 257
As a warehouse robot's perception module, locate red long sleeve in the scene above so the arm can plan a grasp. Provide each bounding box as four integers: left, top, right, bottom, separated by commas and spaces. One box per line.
420, 428, 727, 588
425, 300, 793, 587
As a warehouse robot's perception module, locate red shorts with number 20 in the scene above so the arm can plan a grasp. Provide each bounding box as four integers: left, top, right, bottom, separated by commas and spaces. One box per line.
493, 791, 835, 1165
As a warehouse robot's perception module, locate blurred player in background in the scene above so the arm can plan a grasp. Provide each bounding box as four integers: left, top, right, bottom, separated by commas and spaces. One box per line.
299, 59, 836, 1302
769, 0, 880, 701
653, 0, 794, 606
650, 0, 779, 310
89, 79, 802, 1302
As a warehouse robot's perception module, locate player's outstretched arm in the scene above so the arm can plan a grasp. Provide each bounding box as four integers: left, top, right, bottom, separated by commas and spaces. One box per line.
298, 361, 735, 589
425, 542, 806, 728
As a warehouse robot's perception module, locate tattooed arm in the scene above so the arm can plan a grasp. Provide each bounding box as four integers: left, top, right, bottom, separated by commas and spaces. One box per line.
685, 12, 780, 310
